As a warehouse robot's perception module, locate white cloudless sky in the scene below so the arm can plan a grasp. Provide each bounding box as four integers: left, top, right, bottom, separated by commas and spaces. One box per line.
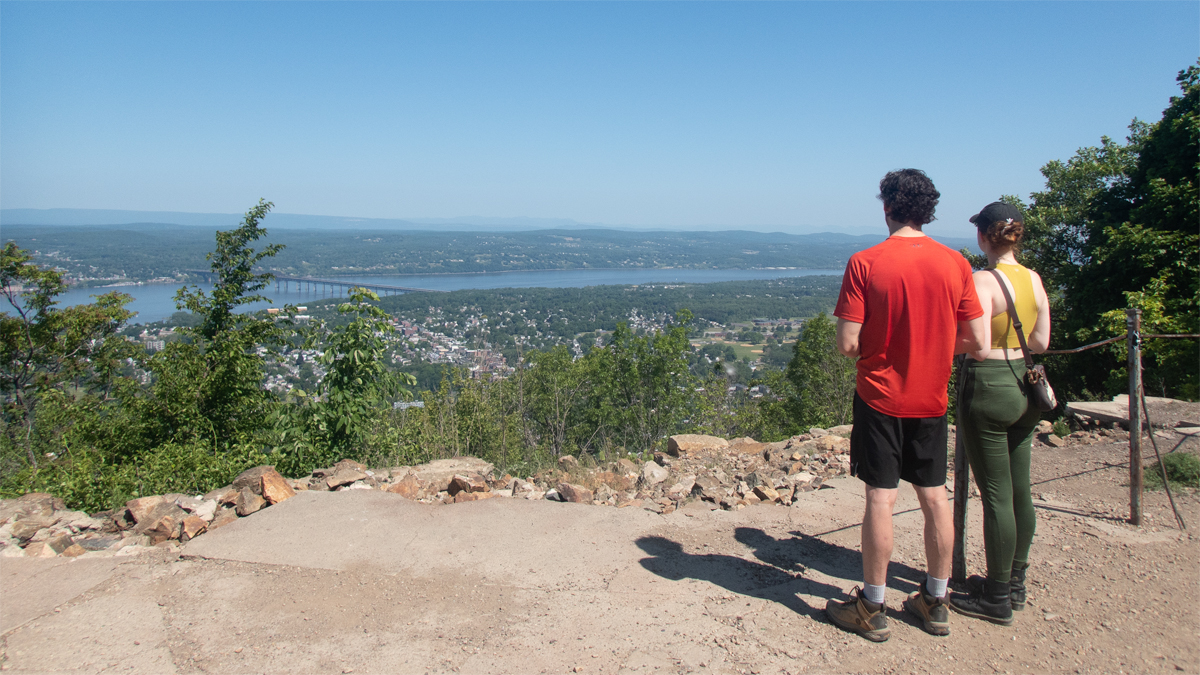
1, 2, 1196, 237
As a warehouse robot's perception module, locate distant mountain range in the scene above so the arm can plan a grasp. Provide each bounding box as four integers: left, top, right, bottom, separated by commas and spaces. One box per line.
1, 207, 868, 236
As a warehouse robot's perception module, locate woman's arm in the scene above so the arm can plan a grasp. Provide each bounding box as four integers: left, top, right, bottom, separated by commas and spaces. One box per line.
1027, 269, 1052, 354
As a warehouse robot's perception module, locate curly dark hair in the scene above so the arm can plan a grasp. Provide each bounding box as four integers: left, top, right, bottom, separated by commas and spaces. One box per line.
877, 169, 940, 226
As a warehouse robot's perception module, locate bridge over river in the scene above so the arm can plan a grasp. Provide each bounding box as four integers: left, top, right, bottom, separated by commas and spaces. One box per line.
184, 270, 444, 296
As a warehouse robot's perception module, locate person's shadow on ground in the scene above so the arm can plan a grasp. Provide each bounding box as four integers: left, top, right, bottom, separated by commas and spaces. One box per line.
635, 527, 930, 627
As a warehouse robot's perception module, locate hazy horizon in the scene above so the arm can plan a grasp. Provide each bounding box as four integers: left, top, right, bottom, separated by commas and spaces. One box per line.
1, 206, 888, 236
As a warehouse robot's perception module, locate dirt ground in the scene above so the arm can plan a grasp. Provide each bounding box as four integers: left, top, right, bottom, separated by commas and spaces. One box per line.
2, 433, 1197, 675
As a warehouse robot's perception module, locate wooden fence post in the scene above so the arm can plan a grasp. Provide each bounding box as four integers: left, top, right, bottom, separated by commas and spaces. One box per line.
1128, 308, 1142, 526
952, 354, 969, 582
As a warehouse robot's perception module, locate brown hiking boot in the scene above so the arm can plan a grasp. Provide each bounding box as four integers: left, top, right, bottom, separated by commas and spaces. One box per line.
825, 587, 890, 642
904, 587, 950, 636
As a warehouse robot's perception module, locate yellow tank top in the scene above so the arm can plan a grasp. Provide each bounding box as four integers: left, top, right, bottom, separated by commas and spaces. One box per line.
990, 263, 1039, 349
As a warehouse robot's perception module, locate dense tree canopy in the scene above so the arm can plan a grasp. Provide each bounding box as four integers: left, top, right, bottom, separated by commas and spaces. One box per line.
1014, 62, 1198, 400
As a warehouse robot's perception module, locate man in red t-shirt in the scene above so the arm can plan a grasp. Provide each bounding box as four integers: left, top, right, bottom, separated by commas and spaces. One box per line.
825, 169, 985, 642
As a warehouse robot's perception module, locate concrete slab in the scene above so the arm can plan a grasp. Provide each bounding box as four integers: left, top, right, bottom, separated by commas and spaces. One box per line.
183, 489, 672, 588
0, 557, 125, 634
1065, 400, 1128, 424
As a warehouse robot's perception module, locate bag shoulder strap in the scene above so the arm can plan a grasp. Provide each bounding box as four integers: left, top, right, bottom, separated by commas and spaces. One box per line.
988, 268, 1035, 369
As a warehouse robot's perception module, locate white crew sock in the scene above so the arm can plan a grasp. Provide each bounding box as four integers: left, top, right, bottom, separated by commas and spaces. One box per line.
926, 576, 948, 598
862, 583, 886, 605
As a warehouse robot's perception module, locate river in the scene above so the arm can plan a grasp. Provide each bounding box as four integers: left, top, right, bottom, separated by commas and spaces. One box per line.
42, 267, 843, 324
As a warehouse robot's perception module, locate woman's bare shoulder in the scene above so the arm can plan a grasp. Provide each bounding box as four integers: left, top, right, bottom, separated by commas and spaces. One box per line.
972, 269, 998, 284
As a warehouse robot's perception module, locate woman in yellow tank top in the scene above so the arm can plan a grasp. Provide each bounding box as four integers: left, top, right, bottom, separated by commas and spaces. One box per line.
948, 202, 1051, 626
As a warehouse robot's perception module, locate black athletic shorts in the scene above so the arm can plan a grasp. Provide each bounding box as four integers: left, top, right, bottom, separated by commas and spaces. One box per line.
849, 392, 948, 489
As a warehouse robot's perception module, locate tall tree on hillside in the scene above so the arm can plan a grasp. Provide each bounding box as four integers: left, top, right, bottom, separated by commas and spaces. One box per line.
784, 312, 856, 429
0, 244, 137, 473
139, 200, 290, 447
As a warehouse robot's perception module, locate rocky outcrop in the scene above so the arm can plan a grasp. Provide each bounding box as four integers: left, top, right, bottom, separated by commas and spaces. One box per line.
0, 428, 861, 558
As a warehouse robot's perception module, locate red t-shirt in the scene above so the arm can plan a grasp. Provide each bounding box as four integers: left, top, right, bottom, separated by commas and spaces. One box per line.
834, 236, 982, 418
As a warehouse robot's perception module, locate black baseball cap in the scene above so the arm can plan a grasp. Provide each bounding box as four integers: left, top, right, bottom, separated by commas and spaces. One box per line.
969, 202, 1023, 226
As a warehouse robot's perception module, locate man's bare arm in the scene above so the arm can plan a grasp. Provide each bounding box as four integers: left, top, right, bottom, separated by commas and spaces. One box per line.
836, 318, 862, 358
954, 316, 986, 356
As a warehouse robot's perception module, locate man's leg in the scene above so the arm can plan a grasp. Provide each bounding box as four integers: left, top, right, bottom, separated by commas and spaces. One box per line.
826, 483, 896, 643
862, 486, 899, 588
903, 484, 954, 636
913, 485, 953, 582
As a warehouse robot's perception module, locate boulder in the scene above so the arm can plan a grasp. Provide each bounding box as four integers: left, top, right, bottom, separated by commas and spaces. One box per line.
124, 496, 166, 524
615, 459, 639, 476
788, 471, 819, 487
640, 461, 670, 485
142, 509, 185, 545
387, 473, 422, 499
61, 544, 87, 557
827, 425, 854, 436
207, 487, 240, 506
134, 503, 187, 539
192, 500, 218, 522
813, 435, 851, 453
409, 458, 495, 491
261, 471, 296, 505
45, 533, 75, 555
22, 542, 57, 558
77, 536, 124, 552
591, 471, 633, 492
448, 474, 490, 496
333, 458, 368, 471
667, 434, 729, 457
234, 488, 266, 517
10, 516, 54, 543
325, 468, 368, 490
558, 455, 580, 471
208, 507, 238, 531
556, 483, 593, 503
16, 493, 66, 517
1044, 434, 1066, 448
665, 481, 694, 501
180, 516, 208, 542
231, 465, 278, 496
728, 437, 766, 455
762, 447, 791, 464
753, 485, 780, 502
455, 491, 495, 503
691, 475, 723, 501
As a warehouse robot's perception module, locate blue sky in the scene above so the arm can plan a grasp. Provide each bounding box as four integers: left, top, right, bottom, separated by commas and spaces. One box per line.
2, 2, 1196, 237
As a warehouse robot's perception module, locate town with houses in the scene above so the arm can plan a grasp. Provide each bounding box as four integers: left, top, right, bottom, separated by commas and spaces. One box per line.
128, 301, 804, 398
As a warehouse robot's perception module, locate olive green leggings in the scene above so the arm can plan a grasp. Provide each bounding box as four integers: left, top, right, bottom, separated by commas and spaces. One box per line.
959, 359, 1041, 583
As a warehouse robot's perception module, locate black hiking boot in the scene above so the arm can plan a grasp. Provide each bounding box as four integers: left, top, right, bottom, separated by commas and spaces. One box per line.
966, 565, 1028, 611
1009, 564, 1028, 610
949, 579, 1013, 626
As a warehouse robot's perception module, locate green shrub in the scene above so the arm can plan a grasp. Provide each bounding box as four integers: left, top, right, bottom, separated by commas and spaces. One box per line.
1145, 451, 1200, 490
1052, 418, 1070, 437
